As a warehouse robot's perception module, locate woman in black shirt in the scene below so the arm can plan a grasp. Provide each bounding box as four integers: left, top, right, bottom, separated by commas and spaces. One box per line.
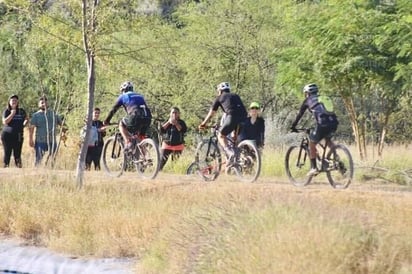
1, 94, 28, 168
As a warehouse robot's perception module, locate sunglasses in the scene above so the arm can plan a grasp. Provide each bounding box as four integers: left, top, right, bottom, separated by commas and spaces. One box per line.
250, 107, 259, 110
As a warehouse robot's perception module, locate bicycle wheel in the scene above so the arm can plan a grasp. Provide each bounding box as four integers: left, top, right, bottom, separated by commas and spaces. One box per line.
326, 144, 354, 189
196, 139, 222, 181
285, 145, 312, 186
233, 140, 261, 183
134, 138, 160, 179
186, 161, 200, 176
102, 136, 126, 177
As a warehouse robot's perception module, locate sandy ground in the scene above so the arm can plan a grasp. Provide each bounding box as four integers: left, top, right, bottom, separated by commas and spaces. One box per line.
0, 238, 134, 274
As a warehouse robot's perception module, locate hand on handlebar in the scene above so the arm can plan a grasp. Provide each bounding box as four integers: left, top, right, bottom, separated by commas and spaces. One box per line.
198, 123, 207, 130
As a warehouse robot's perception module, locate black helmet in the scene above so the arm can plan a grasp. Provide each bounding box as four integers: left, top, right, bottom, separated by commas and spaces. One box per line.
120, 81, 134, 93
303, 83, 318, 94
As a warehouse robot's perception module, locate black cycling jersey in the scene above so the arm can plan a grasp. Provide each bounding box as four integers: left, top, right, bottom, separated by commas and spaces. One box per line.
211, 92, 247, 119
292, 94, 338, 143
292, 94, 338, 128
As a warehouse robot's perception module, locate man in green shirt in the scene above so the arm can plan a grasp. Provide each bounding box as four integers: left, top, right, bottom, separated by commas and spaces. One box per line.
29, 96, 62, 166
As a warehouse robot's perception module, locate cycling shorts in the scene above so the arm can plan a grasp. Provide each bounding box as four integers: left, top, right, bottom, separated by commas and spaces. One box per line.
121, 112, 151, 135
220, 114, 244, 136
309, 123, 338, 143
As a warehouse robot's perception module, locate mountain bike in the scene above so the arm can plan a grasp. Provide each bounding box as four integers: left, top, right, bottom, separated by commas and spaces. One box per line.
102, 124, 160, 179
186, 125, 261, 183
285, 128, 354, 189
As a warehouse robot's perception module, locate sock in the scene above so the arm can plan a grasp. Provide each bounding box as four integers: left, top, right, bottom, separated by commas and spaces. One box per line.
310, 158, 317, 169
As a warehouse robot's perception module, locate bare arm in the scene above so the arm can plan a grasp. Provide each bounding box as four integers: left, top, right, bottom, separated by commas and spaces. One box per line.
29, 125, 35, 147
2, 109, 16, 125
200, 109, 216, 127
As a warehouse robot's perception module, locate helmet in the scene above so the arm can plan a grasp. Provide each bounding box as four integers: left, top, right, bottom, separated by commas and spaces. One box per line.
120, 81, 134, 93
216, 82, 231, 92
303, 83, 318, 94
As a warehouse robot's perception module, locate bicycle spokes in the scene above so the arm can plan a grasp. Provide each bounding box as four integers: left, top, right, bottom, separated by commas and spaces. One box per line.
285, 145, 312, 187
134, 139, 160, 179
235, 140, 261, 183
326, 144, 354, 189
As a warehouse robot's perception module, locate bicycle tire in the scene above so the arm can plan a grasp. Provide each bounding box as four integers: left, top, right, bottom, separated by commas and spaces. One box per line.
134, 138, 160, 179
102, 135, 126, 177
186, 161, 200, 176
285, 145, 312, 186
326, 144, 354, 189
195, 139, 222, 181
233, 140, 261, 183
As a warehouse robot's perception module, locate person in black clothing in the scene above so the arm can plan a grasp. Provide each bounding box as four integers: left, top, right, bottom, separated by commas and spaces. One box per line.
199, 82, 247, 161
1, 94, 28, 168
159, 107, 187, 170
290, 83, 339, 176
239, 102, 265, 149
85, 107, 106, 170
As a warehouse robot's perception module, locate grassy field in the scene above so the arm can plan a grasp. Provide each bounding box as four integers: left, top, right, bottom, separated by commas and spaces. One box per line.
0, 143, 411, 273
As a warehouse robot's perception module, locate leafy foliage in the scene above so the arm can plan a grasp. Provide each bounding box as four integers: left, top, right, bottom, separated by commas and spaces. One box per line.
0, 0, 411, 159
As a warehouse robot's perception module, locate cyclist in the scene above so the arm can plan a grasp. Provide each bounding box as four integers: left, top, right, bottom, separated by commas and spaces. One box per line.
290, 83, 339, 176
103, 81, 152, 150
199, 82, 247, 161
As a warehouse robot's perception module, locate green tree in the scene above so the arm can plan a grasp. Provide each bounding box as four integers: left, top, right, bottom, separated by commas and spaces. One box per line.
276, 0, 411, 159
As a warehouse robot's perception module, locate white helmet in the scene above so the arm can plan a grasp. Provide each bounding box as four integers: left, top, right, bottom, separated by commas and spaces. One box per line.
120, 81, 134, 93
303, 83, 318, 94
216, 82, 230, 92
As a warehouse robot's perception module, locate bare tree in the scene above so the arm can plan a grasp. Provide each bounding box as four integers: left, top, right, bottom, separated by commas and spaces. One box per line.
75, 0, 98, 188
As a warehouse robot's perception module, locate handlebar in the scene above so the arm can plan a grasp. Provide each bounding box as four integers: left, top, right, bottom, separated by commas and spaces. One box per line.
104, 123, 119, 126
198, 124, 219, 131
291, 128, 311, 134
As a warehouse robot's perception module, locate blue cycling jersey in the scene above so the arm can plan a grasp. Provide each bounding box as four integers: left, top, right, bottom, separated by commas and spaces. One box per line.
105, 91, 152, 124
114, 92, 151, 116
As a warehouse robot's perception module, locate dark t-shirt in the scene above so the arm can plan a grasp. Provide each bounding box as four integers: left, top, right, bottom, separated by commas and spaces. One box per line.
92, 120, 106, 146
2, 108, 27, 135
239, 116, 265, 148
160, 119, 187, 146
211, 92, 247, 120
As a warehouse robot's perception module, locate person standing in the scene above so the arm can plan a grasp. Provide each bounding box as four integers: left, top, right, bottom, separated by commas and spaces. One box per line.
159, 107, 187, 170
29, 96, 62, 166
85, 108, 106, 170
1, 94, 28, 168
239, 102, 265, 149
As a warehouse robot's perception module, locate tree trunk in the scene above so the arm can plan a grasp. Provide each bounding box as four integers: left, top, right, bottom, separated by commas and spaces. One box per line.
342, 96, 367, 160
377, 110, 390, 157
76, 0, 97, 188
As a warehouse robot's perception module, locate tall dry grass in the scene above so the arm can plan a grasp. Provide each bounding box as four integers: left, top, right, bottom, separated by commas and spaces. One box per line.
0, 139, 411, 273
